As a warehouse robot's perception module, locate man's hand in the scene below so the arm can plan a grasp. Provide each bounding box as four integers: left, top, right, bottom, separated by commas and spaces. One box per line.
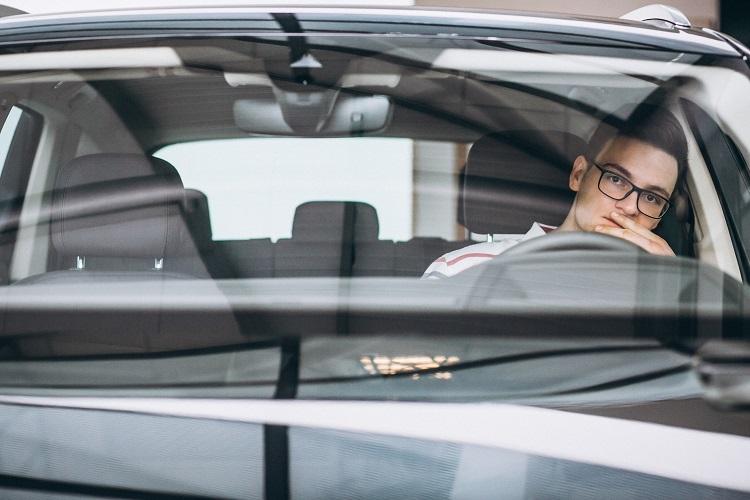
593, 211, 675, 256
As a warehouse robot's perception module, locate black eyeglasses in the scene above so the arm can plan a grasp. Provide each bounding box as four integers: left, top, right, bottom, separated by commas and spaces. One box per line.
590, 161, 671, 219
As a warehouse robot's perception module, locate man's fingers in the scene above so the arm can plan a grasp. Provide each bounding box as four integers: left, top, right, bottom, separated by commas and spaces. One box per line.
610, 212, 652, 237
593, 225, 651, 250
593, 224, 675, 256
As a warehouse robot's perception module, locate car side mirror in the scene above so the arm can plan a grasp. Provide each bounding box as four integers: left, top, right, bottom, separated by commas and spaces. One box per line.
695, 340, 750, 411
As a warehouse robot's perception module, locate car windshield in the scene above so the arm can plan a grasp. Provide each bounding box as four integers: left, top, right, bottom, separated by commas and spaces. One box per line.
0, 25, 748, 410
3, 9, 750, 499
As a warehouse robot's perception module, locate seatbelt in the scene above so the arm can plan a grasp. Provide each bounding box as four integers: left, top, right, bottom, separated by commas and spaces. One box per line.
335, 203, 356, 336
338, 202, 356, 277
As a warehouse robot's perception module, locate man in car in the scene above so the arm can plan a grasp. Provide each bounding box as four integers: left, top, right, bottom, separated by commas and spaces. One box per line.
423, 104, 688, 279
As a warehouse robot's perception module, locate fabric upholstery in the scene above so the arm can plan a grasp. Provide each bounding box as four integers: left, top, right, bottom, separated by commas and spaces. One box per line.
183, 188, 213, 254
291, 201, 379, 241
50, 153, 185, 259
461, 131, 585, 234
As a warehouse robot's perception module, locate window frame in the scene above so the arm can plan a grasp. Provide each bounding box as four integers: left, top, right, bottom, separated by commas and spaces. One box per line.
681, 97, 750, 282
0, 104, 43, 285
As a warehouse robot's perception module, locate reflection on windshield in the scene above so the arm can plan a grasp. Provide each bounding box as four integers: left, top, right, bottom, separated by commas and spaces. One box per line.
360, 354, 460, 379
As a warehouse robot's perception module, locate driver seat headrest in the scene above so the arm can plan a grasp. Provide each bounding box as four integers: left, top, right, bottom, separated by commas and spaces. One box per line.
461, 130, 585, 235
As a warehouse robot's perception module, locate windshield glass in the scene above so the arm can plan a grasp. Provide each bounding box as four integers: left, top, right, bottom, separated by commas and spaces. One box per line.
0, 33, 748, 410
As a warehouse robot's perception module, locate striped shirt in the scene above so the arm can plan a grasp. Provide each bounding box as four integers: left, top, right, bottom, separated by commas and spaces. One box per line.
422, 222, 556, 279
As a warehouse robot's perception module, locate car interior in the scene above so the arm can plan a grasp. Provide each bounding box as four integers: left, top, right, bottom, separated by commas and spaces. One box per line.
0, 35, 747, 291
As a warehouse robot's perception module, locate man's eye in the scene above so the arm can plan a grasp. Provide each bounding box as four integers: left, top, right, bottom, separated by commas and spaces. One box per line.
643, 193, 661, 205
607, 173, 623, 184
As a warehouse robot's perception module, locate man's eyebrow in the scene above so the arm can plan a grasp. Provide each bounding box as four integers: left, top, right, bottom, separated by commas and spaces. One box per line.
601, 162, 671, 198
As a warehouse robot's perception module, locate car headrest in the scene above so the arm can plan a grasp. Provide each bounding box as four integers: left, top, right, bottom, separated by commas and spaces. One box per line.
291, 201, 379, 241
183, 188, 213, 253
461, 131, 585, 234
51, 153, 186, 259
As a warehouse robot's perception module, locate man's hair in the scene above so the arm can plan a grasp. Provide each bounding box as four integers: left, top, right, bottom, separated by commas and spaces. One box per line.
585, 103, 688, 193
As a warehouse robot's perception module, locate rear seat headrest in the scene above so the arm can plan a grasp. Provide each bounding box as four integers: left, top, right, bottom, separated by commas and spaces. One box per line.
462, 130, 585, 234
51, 153, 186, 259
291, 201, 379, 241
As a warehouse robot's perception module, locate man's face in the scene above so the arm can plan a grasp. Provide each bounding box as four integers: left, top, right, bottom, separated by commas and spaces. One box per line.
565, 136, 679, 232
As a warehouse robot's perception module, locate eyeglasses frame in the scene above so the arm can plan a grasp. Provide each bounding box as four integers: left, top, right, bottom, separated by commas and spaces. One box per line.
589, 160, 671, 219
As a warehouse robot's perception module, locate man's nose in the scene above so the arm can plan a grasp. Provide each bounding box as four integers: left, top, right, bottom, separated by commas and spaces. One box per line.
614, 191, 639, 216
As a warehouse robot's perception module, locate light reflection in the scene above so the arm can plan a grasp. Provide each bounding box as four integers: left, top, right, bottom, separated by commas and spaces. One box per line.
359, 354, 460, 380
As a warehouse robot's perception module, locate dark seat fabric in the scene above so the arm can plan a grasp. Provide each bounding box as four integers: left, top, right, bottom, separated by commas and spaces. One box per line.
21, 153, 207, 281
51, 154, 187, 259
274, 201, 385, 277
11, 154, 235, 356
353, 240, 397, 277
214, 238, 274, 278
182, 188, 213, 255
208, 197, 462, 278
289, 201, 380, 242
461, 130, 585, 235
168, 188, 232, 277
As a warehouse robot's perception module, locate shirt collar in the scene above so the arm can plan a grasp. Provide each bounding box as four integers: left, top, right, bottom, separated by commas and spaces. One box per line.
522, 222, 556, 241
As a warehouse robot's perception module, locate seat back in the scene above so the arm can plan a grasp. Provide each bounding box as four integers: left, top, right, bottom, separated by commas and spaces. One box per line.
20, 153, 205, 283
169, 188, 235, 277
461, 130, 584, 235
274, 201, 387, 277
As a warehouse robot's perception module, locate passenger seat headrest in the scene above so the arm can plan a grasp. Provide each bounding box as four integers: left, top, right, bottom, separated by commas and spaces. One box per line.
462, 130, 585, 234
291, 201, 379, 241
51, 153, 186, 259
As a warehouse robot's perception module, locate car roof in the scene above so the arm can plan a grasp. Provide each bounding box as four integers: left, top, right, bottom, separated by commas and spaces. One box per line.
0, 6, 738, 56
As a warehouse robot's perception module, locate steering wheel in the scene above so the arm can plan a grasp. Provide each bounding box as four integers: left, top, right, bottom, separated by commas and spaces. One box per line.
500, 231, 645, 257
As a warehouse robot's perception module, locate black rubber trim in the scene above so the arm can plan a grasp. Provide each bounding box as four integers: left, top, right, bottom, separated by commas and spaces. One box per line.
533, 363, 692, 397
263, 337, 299, 500
0, 338, 283, 362
274, 337, 301, 399
0, 473, 222, 500
681, 98, 750, 282
263, 425, 290, 500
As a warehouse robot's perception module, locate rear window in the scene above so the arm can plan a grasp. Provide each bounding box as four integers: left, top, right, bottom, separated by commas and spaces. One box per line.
155, 137, 418, 241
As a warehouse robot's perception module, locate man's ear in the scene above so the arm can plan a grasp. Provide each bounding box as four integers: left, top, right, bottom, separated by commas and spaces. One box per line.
569, 155, 589, 192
